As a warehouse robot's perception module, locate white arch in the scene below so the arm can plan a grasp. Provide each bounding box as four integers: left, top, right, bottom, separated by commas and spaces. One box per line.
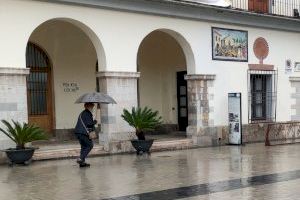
137, 28, 196, 74
26, 17, 106, 71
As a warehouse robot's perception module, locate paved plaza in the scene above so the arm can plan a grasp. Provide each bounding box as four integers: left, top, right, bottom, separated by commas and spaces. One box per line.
1, 143, 300, 200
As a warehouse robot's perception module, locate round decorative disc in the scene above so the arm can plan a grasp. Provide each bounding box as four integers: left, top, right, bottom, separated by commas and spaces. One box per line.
253, 37, 269, 61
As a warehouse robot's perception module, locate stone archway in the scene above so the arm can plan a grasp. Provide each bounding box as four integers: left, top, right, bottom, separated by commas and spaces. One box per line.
137, 29, 196, 135
26, 18, 106, 140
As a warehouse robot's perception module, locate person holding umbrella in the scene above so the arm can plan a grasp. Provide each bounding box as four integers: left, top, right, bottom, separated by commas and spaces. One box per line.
74, 102, 97, 167
75, 92, 117, 168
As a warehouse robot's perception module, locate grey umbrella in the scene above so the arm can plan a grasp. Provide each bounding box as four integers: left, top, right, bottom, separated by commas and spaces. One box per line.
75, 92, 117, 104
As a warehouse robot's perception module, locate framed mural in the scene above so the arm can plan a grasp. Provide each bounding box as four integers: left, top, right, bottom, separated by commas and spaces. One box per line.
212, 27, 248, 62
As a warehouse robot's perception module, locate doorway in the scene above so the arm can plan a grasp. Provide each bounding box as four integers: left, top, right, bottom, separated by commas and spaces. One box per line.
137, 30, 187, 134
249, 0, 269, 13
177, 71, 188, 131
26, 43, 53, 133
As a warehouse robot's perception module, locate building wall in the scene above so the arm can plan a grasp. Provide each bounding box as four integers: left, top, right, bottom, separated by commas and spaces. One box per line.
138, 31, 186, 124
0, 68, 29, 149
29, 21, 97, 130
208, 27, 300, 125
0, 0, 300, 148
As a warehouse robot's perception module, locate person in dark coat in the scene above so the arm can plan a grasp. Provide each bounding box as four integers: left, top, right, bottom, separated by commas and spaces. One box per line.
75, 102, 97, 167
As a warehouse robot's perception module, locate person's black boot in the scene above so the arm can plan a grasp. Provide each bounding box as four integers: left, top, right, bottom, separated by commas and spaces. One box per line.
76, 158, 83, 164
79, 162, 90, 168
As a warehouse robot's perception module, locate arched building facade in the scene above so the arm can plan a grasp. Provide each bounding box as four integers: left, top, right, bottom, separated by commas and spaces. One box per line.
0, 0, 300, 152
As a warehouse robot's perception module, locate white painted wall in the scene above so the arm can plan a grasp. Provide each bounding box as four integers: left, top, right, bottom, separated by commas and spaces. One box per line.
0, 0, 299, 130
202, 24, 300, 125
29, 20, 97, 129
138, 31, 186, 124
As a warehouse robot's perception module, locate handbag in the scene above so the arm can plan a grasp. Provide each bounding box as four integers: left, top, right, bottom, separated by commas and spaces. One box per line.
79, 114, 97, 140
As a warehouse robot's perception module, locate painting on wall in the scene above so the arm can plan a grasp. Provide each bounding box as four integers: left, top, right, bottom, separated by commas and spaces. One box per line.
212, 27, 248, 62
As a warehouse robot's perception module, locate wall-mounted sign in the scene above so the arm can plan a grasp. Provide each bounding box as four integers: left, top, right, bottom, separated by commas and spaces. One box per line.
253, 37, 269, 64
228, 93, 242, 145
248, 37, 274, 71
212, 27, 248, 62
62, 82, 79, 92
285, 59, 292, 74
295, 62, 300, 72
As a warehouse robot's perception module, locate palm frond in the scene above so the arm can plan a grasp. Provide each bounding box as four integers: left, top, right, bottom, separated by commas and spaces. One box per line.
121, 107, 163, 135
0, 120, 48, 149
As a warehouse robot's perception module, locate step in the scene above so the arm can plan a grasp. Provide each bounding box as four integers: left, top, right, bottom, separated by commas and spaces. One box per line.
152, 139, 194, 151
0, 139, 195, 163
33, 145, 107, 161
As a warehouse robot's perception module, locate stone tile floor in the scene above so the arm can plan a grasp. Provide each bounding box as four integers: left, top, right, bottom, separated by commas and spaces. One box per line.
1, 143, 300, 200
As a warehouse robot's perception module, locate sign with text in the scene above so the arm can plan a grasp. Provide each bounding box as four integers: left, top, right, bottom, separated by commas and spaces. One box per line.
285, 59, 292, 74
62, 82, 79, 93
228, 93, 242, 145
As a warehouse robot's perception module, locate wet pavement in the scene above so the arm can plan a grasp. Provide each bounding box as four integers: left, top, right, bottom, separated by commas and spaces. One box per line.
1, 143, 300, 200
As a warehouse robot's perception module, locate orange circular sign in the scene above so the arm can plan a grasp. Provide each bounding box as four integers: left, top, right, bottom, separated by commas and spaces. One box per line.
253, 37, 269, 61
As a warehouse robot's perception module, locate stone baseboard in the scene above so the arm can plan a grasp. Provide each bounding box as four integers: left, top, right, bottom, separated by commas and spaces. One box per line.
187, 123, 271, 147
106, 138, 194, 153
187, 126, 229, 147
33, 145, 106, 161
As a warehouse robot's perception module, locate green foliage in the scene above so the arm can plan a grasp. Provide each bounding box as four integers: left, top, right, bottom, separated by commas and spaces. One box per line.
0, 120, 47, 149
121, 107, 162, 135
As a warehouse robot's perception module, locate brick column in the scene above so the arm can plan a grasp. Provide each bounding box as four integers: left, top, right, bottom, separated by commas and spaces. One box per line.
97, 71, 140, 152
185, 74, 216, 146
0, 67, 30, 149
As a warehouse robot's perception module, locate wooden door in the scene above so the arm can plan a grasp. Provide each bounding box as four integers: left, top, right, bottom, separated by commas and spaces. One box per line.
249, 0, 269, 13
26, 43, 53, 134
177, 71, 188, 131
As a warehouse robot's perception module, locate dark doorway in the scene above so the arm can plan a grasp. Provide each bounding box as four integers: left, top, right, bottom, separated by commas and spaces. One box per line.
177, 71, 188, 131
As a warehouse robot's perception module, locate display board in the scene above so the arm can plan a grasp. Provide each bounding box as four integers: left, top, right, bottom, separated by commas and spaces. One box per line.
228, 93, 242, 145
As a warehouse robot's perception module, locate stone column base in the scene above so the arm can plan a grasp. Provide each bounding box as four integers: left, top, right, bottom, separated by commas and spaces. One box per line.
185, 74, 216, 146
97, 71, 140, 152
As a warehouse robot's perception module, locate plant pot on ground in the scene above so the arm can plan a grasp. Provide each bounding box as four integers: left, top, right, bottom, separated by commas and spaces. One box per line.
121, 107, 162, 155
0, 120, 47, 165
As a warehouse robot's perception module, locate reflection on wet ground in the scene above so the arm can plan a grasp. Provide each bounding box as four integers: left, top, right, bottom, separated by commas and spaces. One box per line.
104, 170, 300, 200
1, 143, 300, 200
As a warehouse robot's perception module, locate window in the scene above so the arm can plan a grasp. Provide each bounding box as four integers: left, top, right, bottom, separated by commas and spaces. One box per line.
26, 43, 51, 116
248, 70, 277, 123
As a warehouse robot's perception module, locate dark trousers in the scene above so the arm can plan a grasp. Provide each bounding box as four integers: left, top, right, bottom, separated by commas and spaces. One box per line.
76, 134, 93, 162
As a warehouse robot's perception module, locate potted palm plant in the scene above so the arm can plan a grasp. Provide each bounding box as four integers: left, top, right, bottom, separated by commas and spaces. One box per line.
0, 120, 47, 165
121, 107, 162, 155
